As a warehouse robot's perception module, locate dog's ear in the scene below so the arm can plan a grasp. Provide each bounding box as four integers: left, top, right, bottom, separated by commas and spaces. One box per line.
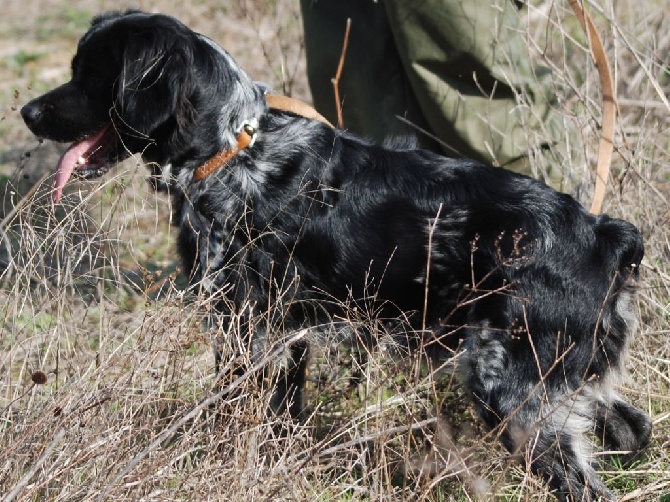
114, 33, 195, 137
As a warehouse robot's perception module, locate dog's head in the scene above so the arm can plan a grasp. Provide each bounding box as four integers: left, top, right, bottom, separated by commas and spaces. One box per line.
21, 10, 266, 200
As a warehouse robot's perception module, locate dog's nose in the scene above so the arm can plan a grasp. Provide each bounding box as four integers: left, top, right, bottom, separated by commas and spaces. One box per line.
20, 101, 45, 126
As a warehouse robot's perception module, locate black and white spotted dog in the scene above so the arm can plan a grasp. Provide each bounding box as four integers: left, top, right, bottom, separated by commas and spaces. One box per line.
21, 10, 651, 500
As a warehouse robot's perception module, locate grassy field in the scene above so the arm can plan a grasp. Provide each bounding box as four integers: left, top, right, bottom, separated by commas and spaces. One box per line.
1, 0, 668, 500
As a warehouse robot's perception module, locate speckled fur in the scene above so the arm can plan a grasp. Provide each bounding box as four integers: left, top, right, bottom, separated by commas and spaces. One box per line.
21, 10, 652, 500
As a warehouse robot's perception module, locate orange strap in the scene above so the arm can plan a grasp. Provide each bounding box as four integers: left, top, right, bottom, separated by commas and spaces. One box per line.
193, 95, 332, 182
266, 94, 333, 127
193, 128, 253, 182
569, 0, 616, 215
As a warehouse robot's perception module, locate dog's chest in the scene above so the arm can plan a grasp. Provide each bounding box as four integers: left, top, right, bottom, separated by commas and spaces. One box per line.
177, 200, 226, 292
177, 186, 303, 306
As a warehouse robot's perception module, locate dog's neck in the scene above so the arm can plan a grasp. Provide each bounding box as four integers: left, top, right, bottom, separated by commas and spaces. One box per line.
192, 95, 332, 182
193, 120, 257, 182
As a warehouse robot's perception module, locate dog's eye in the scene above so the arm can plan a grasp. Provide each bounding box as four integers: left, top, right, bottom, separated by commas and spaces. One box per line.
81, 77, 109, 99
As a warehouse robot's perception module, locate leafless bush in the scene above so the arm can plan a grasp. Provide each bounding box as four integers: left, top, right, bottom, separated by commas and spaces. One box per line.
0, 0, 668, 500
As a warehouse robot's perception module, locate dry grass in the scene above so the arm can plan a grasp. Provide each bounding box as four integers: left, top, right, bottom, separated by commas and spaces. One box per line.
0, 0, 668, 500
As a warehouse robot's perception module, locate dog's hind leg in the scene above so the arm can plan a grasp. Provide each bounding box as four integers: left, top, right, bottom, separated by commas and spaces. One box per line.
473, 386, 615, 501
521, 397, 614, 501
595, 396, 652, 463
460, 314, 614, 499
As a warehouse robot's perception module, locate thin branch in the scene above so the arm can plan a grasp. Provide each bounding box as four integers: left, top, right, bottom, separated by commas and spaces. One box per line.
3, 427, 67, 502
98, 329, 309, 500
331, 18, 352, 128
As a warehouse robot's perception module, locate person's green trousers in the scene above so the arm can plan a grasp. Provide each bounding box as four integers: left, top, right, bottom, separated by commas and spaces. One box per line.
300, 0, 571, 190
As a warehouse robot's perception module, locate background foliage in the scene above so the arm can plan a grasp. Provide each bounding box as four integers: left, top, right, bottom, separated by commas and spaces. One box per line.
0, 0, 668, 500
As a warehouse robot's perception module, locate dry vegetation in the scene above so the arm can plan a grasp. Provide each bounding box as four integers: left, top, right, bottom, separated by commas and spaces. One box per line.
0, 0, 668, 500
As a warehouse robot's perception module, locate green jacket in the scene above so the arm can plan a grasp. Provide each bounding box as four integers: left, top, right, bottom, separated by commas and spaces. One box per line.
301, 0, 570, 189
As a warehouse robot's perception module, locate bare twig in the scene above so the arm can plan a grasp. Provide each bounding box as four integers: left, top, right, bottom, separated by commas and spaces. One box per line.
3, 427, 66, 502
0, 172, 50, 234
331, 18, 352, 128
98, 329, 309, 500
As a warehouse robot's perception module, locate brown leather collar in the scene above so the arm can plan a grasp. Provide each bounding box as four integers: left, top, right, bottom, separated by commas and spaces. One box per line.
193, 126, 254, 182
193, 94, 332, 182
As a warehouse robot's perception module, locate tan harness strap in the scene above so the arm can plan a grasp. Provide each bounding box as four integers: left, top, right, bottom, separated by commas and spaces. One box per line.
569, 0, 616, 215
265, 94, 333, 127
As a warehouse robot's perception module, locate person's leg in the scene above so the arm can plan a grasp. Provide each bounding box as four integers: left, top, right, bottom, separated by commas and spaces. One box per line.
300, 0, 440, 150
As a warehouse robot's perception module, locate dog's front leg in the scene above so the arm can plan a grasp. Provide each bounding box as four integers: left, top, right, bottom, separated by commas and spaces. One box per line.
212, 315, 310, 420
268, 339, 310, 420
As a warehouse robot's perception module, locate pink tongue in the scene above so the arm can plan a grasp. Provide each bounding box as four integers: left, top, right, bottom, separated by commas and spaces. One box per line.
53, 126, 109, 203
